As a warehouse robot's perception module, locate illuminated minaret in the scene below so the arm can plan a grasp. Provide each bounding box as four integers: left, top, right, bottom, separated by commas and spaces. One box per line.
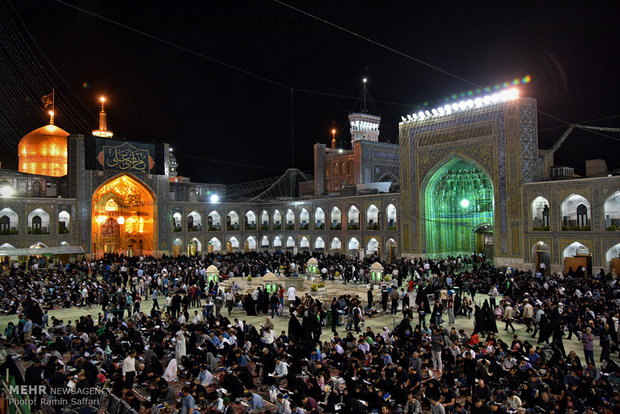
92, 96, 114, 138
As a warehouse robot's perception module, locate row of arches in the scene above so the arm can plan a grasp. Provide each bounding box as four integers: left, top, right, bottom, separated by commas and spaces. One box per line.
531, 191, 620, 231
171, 236, 398, 256
533, 240, 620, 272
0, 207, 70, 236
172, 204, 398, 232
0, 241, 71, 250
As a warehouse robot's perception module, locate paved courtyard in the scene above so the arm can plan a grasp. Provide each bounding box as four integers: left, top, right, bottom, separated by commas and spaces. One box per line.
0, 277, 602, 362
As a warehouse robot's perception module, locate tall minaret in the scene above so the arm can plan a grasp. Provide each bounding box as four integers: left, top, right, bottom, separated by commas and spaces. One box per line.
349, 78, 380, 143
92, 96, 114, 138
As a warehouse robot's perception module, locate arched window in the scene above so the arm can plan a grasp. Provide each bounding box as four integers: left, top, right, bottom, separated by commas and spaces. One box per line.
300, 237, 310, 250
0, 208, 18, 235
333, 162, 339, 176
207, 211, 221, 231
188, 211, 202, 231
173, 212, 182, 232
260, 210, 269, 230
245, 211, 256, 230
315, 237, 325, 251
28, 208, 49, 234
314, 208, 325, 230
227, 211, 239, 231
347, 160, 354, 174
285, 209, 295, 230
58, 210, 70, 234
561, 194, 591, 231
246, 236, 257, 250
367, 238, 379, 254
229, 237, 240, 249
604, 191, 620, 231
341, 162, 346, 175
286, 237, 295, 248
273, 236, 282, 248
366, 204, 380, 230
348, 237, 360, 250
330, 237, 341, 250
347, 205, 360, 230
261, 236, 269, 247
273, 210, 282, 230
386, 204, 397, 230
208, 237, 222, 251
330, 207, 341, 230
531, 196, 550, 230
299, 208, 309, 230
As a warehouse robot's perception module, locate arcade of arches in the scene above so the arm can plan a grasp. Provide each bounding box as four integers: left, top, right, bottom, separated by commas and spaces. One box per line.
424, 159, 494, 257
92, 175, 157, 258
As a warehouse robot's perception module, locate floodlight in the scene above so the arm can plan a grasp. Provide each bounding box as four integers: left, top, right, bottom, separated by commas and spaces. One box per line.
210, 194, 219, 203
460, 199, 470, 208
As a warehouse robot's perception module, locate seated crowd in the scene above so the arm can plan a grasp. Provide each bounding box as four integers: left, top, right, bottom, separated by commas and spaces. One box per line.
0, 252, 618, 414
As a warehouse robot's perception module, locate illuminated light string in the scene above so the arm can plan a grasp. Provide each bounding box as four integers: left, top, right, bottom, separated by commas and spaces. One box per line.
439, 76, 530, 104
400, 88, 520, 124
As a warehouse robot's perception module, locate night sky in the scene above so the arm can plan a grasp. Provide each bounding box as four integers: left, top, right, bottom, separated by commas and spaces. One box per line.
2, 0, 619, 184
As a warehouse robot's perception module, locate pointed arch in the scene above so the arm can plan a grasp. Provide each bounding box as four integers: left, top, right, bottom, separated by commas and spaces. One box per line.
386, 204, 397, 230
367, 237, 379, 253
561, 193, 591, 230
245, 210, 256, 230
330, 207, 341, 230
348, 237, 360, 251
314, 237, 325, 250
604, 191, 620, 230
208, 237, 222, 251
0, 207, 18, 235
261, 236, 269, 247
314, 207, 325, 230
366, 204, 380, 230
286, 236, 295, 248
273, 236, 282, 248
260, 210, 269, 230
273, 210, 282, 230
246, 236, 257, 250
347, 205, 360, 229
188, 211, 202, 231
28, 208, 50, 234
300, 237, 310, 250
531, 196, 550, 230
207, 210, 221, 231
299, 208, 309, 230
285, 209, 295, 229
227, 211, 240, 230
330, 237, 342, 250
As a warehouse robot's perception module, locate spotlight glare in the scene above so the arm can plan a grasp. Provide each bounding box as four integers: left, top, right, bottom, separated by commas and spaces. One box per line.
460, 199, 470, 208
210, 194, 219, 203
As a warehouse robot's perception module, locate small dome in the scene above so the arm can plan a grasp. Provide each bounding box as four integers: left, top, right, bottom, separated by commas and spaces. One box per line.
206, 264, 219, 274
307, 257, 318, 265
18, 124, 69, 177
262, 272, 277, 281
370, 261, 384, 271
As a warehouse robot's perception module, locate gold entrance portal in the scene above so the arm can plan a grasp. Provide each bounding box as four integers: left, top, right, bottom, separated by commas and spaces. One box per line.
92, 174, 157, 258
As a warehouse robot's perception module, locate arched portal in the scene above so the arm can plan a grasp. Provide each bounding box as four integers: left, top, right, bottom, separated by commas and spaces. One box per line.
92, 174, 157, 258
424, 158, 494, 257
606, 243, 620, 273
532, 241, 550, 274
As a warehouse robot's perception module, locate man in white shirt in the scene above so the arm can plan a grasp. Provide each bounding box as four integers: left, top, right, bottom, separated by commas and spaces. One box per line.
286, 286, 296, 313
262, 327, 276, 346
270, 357, 288, 386
122, 349, 137, 387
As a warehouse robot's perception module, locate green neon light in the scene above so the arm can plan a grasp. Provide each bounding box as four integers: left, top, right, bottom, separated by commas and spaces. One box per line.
424, 159, 494, 255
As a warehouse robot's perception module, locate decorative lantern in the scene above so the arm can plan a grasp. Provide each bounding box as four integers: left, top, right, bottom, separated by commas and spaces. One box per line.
307, 257, 319, 274
263, 272, 278, 295
370, 262, 384, 284
206, 264, 219, 286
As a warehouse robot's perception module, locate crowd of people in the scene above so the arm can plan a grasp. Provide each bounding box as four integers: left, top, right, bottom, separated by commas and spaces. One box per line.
0, 251, 619, 414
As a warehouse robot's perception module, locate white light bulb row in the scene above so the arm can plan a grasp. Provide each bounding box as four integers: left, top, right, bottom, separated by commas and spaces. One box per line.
351, 120, 379, 131
400, 88, 519, 124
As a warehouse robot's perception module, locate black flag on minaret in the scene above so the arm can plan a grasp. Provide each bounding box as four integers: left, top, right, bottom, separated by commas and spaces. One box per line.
41, 92, 54, 109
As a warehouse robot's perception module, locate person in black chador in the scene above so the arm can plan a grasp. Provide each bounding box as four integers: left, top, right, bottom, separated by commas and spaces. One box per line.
482, 300, 498, 333
288, 314, 303, 342
473, 305, 485, 334
243, 294, 256, 316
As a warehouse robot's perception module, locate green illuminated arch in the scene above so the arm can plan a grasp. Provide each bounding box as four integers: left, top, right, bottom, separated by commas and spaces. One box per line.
423, 157, 494, 256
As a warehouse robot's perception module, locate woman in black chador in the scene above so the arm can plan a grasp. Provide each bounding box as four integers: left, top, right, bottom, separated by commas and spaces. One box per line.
243, 294, 256, 316
482, 300, 498, 333
473, 304, 485, 334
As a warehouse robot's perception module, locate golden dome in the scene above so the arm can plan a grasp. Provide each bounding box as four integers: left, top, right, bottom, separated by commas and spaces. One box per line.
18, 124, 69, 177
